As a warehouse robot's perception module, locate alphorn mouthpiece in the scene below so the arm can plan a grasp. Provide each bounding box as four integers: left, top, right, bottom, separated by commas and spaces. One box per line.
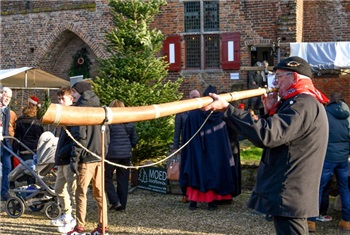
265, 87, 279, 93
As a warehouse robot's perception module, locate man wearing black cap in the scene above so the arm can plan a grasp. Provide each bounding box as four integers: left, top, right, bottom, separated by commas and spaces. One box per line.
203, 56, 330, 234
66, 80, 109, 235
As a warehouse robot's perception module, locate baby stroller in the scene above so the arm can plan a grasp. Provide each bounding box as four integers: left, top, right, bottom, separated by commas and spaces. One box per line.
3, 131, 62, 220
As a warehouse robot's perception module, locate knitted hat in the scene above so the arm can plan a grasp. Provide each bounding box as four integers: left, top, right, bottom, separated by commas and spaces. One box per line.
238, 103, 245, 110
72, 81, 92, 94
273, 56, 312, 78
28, 96, 40, 105
203, 85, 217, 96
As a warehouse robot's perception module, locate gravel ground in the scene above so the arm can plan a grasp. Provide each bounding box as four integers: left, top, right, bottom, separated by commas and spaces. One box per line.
0, 186, 346, 235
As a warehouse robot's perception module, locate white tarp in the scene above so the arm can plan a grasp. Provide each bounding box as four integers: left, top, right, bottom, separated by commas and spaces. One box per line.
290, 42, 350, 73
0, 67, 70, 88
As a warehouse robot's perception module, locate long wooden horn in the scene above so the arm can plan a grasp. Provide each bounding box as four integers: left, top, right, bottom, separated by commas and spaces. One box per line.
42, 87, 277, 126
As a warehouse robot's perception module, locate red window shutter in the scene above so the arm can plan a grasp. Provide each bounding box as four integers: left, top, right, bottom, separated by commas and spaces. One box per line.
163, 35, 181, 71
221, 33, 240, 70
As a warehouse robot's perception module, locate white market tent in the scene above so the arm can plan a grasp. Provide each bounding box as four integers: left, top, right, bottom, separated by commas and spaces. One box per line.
0, 67, 70, 131
0, 67, 70, 89
290, 42, 350, 75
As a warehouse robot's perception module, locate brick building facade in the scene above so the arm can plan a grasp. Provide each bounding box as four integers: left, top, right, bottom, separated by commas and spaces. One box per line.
1, 0, 350, 113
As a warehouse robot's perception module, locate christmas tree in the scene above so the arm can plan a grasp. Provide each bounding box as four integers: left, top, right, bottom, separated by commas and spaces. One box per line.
93, 0, 183, 164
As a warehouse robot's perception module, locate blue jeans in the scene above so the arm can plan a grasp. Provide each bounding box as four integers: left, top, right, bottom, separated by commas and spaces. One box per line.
320, 179, 332, 215
320, 161, 350, 221
1, 144, 12, 197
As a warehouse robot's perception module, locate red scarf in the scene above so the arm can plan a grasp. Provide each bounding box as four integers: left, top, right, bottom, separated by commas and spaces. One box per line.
269, 76, 329, 116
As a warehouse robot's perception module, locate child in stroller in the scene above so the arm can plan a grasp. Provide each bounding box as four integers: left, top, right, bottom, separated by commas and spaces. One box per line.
9, 131, 58, 187
4, 131, 62, 219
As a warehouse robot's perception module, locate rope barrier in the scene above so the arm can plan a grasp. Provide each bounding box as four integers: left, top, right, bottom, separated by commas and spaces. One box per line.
64, 110, 214, 169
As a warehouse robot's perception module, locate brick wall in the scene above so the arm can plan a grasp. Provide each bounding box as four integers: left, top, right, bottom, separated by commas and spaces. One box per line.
314, 77, 350, 103
0, 0, 112, 80
303, 1, 350, 41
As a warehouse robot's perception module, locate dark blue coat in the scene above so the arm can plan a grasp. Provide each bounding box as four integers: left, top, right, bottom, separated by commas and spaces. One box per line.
107, 123, 138, 159
179, 109, 234, 196
325, 101, 350, 162
55, 126, 73, 165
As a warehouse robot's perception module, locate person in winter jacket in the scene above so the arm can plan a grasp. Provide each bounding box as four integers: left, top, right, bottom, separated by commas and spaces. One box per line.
13, 104, 44, 161
315, 92, 350, 230
247, 61, 264, 113
66, 80, 110, 235
173, 89, 200, 203
203, 56, 330, 234
9, 110, 17, 138
12, 104, 44, 186
105, 99, 138, 212
173, 89, 200, 150
51, 86, 77, 234
1, 87, 13, 201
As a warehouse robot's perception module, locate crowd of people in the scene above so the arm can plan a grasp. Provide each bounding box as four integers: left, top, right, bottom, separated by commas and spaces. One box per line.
0, 81, 139, 235
1, 56, 350, 235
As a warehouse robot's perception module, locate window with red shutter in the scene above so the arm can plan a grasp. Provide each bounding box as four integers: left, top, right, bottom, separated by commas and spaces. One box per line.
221, 33, 240, 70
163, 35, 181, 71
165, 2, 241, 71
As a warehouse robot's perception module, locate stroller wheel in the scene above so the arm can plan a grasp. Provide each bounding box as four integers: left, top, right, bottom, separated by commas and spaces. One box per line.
45, 201, 62, 220
5, 196, 25, 218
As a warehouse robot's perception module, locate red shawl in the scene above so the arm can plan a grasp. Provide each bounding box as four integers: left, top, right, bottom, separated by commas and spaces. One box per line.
269, 75, 329, 115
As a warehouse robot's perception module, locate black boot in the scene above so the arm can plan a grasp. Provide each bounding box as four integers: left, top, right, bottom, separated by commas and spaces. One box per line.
189, 201, 197, 210
208, 201, 217, 211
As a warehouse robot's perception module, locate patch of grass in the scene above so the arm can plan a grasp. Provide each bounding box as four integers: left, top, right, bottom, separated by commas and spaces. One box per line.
240, 140, 262, 162
241, 147, 262, 161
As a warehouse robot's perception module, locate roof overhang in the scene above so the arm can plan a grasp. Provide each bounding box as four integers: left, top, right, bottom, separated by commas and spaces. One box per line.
0, 67, 70, 89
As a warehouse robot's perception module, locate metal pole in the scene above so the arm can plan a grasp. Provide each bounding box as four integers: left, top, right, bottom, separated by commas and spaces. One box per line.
277, 37, 281, 63
101, 124, 106, 235
24, 70, 28, 88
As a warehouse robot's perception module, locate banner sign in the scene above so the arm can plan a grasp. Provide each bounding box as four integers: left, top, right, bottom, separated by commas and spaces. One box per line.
137, 166, 167, 194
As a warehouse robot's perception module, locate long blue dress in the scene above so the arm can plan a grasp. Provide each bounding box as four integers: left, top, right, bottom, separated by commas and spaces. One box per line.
179, 108, 234, 201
